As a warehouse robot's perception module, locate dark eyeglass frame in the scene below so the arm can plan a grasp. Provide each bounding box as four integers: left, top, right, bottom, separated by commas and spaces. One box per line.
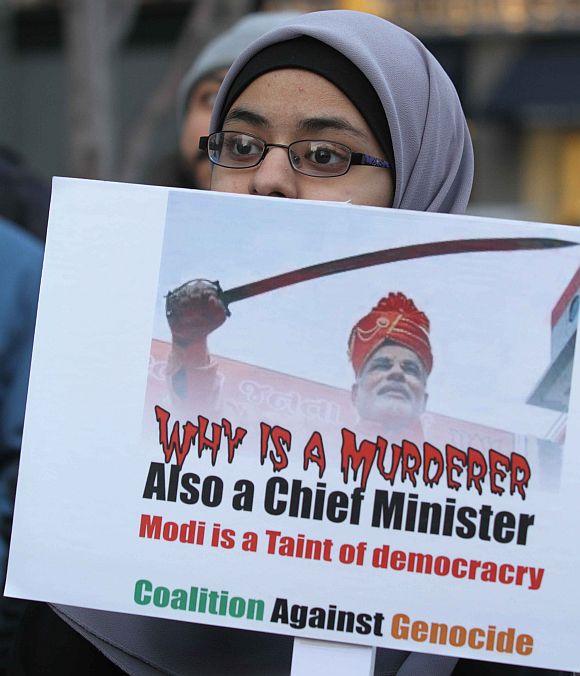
199, 131, 392, 178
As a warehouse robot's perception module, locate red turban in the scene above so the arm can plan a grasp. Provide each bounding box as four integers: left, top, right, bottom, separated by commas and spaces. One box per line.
348, 292, 432, 376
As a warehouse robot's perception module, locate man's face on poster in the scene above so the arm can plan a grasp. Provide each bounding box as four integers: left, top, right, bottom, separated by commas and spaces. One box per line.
352, 340, 428, 429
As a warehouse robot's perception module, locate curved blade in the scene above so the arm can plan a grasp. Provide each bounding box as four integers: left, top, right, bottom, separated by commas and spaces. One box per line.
222, 237, 577, 305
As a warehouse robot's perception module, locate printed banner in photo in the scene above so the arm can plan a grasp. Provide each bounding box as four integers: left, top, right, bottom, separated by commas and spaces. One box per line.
6, 178, 580, 671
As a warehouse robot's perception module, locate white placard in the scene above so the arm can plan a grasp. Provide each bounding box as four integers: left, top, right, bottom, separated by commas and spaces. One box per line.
7, 178, 580, 671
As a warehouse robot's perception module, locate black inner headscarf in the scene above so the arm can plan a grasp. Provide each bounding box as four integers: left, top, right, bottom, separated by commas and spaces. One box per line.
218, 36, 395, 169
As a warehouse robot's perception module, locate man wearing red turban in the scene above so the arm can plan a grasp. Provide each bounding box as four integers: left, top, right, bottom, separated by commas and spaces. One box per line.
349, 292, 432, 432
163, 283, 432, 436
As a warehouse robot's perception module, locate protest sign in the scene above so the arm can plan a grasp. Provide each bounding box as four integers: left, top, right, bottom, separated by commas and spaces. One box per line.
6, 177, 580, 671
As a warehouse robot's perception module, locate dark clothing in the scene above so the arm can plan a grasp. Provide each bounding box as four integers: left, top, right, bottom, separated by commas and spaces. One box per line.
0, 219, 42, 457
9, 603, 125, 676
0, 218, 42, 665
9, 604, 570, 676
9, 603, 293, 676
0, 148, 50, 243
453, 662, 570, 676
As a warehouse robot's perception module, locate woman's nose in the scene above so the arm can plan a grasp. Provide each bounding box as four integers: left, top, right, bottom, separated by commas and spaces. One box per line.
249, 147, 298, 199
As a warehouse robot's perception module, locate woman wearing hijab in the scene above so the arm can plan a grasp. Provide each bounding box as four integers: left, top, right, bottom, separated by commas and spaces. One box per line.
206, 10, 472, 212
10, 10, 564, 676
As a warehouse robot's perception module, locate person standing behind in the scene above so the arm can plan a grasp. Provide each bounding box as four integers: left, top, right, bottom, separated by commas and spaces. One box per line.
0, 147, 51, 243
0, 217, 42, 667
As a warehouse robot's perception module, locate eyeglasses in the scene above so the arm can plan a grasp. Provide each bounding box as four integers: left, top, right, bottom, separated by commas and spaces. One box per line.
199, 131, 392, 178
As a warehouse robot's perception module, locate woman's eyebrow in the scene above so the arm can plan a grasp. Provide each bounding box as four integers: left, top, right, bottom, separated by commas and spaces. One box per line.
298, 116, 369, 141
223, 107, 269, 128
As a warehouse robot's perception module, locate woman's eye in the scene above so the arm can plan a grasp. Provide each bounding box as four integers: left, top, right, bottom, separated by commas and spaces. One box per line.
224, 136, 262, 158
314, 147, 333, 164
306, 145, 348, 166
234, 140, 255, 155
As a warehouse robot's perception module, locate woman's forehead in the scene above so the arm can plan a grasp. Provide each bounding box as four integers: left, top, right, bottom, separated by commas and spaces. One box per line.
223, 68, 373, 140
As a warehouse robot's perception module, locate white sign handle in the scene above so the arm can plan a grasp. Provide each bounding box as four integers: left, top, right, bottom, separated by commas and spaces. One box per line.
291, 638, 376, 676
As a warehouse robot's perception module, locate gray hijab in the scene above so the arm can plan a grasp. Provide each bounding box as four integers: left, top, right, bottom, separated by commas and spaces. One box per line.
210, 9, 473, 214
52, 11, 465, 675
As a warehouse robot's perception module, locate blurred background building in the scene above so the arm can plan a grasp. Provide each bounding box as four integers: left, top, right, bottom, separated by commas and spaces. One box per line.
0, 0, 579, 224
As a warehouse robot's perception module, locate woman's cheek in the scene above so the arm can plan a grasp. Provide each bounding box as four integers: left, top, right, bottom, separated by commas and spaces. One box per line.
211, 168, 250, 195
